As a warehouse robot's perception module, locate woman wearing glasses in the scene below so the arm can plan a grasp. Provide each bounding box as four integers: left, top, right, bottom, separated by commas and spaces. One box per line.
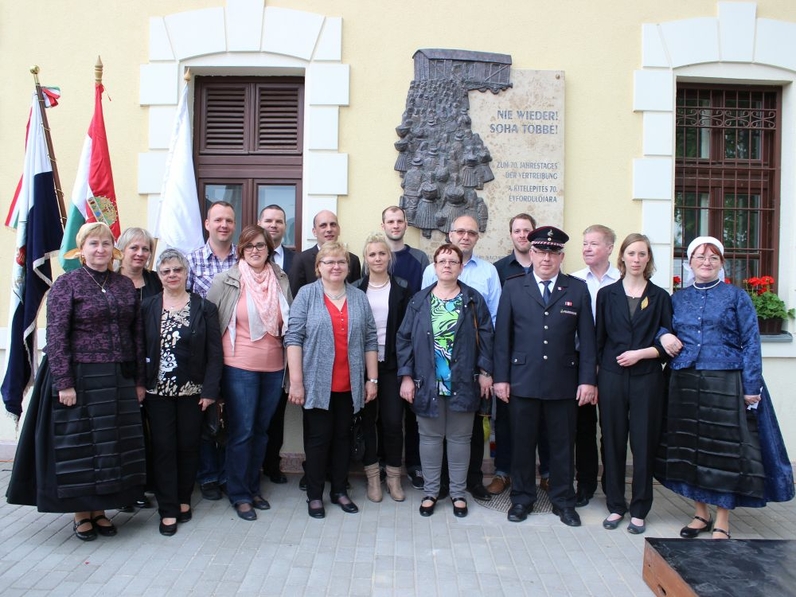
286, 241, 379, 519
397, 244, 494, 518
207, 225, 292, 521
658, 236, 793, 540
142, 249, 222, 536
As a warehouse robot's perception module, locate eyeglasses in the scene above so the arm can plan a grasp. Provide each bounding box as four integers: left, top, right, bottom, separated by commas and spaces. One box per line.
435, 259, 461, 266
531, 247, 561, 256
159, 266, 185, 276
242, 242, 267, 253
450, 229, 479, 238
319, 259, 348, 267
693, 255, 722, 264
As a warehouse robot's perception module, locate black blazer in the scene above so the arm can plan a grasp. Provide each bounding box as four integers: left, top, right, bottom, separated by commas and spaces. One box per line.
351, 274, 411, 370
288, 245, 362, 297
281, 246, 295, 275
141, 293, 223, 400
595, 279, 671, 376
493, 272, 596, 400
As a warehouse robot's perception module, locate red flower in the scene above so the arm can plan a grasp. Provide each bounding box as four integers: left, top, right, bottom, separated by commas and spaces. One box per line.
724, 277, 732, 284
761, 275, 775, 285
673, 276, 681, 286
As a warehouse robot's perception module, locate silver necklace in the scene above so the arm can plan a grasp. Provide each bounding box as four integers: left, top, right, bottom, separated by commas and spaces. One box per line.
368, 279, 389, 289
82, 266, 109, 293
694, 279, 721, 290
324, 288, 346, 300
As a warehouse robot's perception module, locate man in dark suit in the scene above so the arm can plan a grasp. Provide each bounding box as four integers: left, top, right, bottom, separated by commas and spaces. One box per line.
493, 226, 597, 527
258, 204, 295, 484
288, 210, 361, 297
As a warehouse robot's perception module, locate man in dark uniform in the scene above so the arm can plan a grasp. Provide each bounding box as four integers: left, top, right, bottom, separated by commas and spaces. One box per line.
493, 226, 597, 527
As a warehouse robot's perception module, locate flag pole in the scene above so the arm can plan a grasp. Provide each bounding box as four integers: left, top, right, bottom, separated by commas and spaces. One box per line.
30, 65, 66, 227
95, 55, 103, 85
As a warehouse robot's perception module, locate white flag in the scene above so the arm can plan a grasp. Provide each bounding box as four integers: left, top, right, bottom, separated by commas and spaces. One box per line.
155, 83, 203, 255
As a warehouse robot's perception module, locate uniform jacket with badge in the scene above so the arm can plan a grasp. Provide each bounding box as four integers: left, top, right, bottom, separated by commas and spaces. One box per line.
396, 281, 494, 418
493, 272, 596, 400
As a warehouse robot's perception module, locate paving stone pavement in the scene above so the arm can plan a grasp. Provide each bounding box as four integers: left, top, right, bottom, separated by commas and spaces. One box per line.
1, 464, 794, 596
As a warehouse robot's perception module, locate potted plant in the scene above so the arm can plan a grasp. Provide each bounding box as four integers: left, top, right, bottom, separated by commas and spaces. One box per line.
743, 276, 795, 335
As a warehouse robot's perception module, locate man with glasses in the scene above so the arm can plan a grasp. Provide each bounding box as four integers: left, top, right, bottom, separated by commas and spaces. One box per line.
288, 210, 361, 296
186, 201, 238, 501
571, 225, 620, 507
493, 226, 597, 526
421, 215, 501, 500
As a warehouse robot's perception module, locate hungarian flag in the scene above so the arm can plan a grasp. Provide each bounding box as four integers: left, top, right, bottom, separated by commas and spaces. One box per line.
59, 82, 119, 270
2, 92, 64, 418
154, 82, 203, 255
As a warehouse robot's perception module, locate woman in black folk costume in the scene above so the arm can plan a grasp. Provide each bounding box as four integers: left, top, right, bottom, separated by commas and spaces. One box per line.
657, 236, 794, 540
7, 222, 146, 541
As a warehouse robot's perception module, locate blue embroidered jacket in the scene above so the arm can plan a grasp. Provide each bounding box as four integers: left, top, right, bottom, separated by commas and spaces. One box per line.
669, 282, 762, 395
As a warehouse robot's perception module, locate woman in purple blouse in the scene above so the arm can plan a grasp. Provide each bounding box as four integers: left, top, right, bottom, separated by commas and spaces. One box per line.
7, 222, 147, 541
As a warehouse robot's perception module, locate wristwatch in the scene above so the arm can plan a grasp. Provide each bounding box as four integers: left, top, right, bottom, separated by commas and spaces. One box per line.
367, 378, 379, 384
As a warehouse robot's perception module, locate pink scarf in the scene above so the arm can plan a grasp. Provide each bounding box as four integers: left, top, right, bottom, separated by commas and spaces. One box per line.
237, 260, 282, 339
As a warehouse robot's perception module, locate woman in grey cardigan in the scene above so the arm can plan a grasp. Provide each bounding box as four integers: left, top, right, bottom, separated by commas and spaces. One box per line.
286, 241, 379, 519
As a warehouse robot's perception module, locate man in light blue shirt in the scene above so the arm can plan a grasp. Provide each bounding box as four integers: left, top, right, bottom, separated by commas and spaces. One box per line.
421, 215, 501, 325
421, 214, 500, 500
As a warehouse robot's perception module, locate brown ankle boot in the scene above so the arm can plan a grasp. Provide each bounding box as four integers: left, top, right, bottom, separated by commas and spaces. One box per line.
385, 466, 405, 502
363, 463, 383, 502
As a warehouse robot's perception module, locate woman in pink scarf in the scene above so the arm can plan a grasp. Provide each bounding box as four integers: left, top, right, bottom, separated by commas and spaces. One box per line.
207, 225, 292, 521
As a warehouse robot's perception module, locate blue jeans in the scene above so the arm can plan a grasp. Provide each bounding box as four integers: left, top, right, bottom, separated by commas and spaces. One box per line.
223, 366, 283, 506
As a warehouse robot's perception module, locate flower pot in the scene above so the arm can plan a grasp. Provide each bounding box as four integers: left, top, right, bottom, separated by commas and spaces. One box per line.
758, 317, 784, 335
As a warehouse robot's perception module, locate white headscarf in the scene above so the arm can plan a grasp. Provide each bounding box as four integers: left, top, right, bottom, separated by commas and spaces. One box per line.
683, 236, 726, 287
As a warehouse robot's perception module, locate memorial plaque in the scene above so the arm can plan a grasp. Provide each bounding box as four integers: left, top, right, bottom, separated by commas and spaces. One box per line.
416, 69, 565, 262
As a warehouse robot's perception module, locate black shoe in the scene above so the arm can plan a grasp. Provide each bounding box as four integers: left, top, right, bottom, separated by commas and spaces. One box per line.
200, 482, 223, 501
602, 514, 624, 530
330, 493, 359, 514
552, 506, 581, 527
419, 496, 437, 517
159, 520, 178, 536
235, 503, 257, 521
680, 515, 713, 538
307, 499, 325, 519
73, 518, 97, 541
135, 496, 152, 509
268, 472, 288, 484
177, 508, 192, 523
299, 475, 307, 491
467, 484, 492, 501
451, 497, 468, 518
408, 470, 424, 490
575, 488, 594, 508
91, 514, 117, 537
252, 495, 271, 511
507, 503, 531, 523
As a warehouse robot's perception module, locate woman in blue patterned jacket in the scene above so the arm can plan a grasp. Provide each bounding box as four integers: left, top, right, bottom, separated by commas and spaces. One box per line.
658, 236, 793, 540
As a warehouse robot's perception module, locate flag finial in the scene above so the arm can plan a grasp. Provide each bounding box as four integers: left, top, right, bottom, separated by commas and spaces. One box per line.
184, 68, 192, 83
95, 56, 103, 84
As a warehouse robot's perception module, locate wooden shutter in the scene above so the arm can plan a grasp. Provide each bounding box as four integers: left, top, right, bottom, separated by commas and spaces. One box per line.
256, 84, 300, 153
201, 84, 247, 152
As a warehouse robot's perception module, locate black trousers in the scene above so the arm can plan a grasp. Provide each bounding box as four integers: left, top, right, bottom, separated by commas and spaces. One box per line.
598, 369, 664, 519
145, 394, 204, 519
363, 366, 403, 467
263, 390, 288, 475
303, 392, 353, 501
575, 403, 599, 494
467, 412, 485, 487
509, 396, 577, 509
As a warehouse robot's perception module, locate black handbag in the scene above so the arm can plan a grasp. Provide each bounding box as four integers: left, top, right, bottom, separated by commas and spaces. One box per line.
201, 401, 227, 447
350, 412, 365, 462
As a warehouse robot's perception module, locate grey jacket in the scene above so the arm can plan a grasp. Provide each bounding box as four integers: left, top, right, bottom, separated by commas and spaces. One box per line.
206, 262, 293, 340
285, 280, 378, 413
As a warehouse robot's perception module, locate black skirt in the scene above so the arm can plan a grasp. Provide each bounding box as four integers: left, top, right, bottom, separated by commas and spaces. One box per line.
6, 357, 146, 512
657, 368, 765, 501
